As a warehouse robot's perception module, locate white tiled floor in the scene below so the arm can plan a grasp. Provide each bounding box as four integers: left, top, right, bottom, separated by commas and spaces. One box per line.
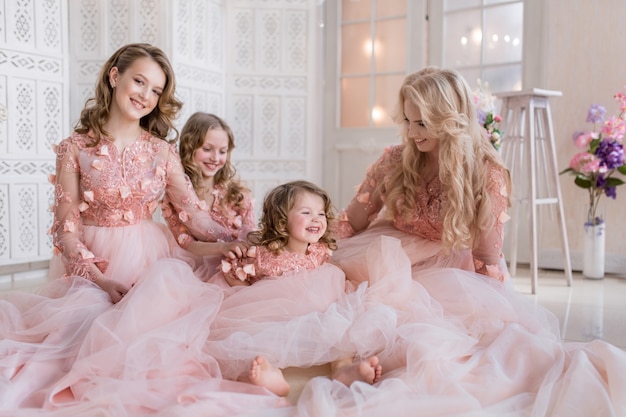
511, 264, 626, 350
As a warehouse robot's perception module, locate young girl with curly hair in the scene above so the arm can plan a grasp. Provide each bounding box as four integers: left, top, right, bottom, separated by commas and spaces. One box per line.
161, 112, 255, 279
208, 180, 381, 398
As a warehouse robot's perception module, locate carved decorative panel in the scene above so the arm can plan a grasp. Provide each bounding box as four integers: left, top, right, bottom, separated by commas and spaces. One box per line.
38, 0, 63, 51
77, 0, 100, 56
231, 95, 253, 157
0, 185, 9, 260
10, 184, 37, 259
109, 0, 130, 50
259, 10, 281, 72
233, 10, 254, 71
258, 96, 280, 156
285, 10, 307, 72
228, 1, 314, 185
39, 82, 62, 155
12, 79, 36, 153
284, 96, 305, 157
0, 77, 7, 154
0, 0, 66, 274
7, 0, 35, 46
172, 1, 225, 124
174, 0, 191, 57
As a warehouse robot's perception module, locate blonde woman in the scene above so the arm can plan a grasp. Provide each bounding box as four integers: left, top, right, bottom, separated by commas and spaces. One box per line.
334, 66, 511, 282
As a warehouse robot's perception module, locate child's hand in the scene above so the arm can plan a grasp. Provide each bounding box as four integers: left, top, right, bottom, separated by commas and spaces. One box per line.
220, 241, 250, 259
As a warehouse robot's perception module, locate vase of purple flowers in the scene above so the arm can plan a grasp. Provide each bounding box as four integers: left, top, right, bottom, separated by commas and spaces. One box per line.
560, 88, 626, 279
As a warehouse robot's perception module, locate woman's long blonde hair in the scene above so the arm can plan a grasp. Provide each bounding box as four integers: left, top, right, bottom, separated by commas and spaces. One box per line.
384, 67, 511, 252
178, 112, 249, 211
75, 43, 182, 146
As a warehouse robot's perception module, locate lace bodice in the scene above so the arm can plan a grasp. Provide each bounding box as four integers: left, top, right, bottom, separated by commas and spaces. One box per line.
51, 131, 233, 281
336, 144, 510, 281
161, 184, 255, 247
220, 242, 332, 284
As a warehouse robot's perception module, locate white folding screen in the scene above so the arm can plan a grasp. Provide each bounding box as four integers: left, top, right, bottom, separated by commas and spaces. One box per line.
0, 0, 68, 287
227, 0, 320, 215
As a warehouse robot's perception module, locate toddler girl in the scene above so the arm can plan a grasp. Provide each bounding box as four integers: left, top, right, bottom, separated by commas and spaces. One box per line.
209, 180, 382, 397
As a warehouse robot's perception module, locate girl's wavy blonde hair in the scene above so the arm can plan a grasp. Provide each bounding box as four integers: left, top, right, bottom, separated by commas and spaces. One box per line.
178, 112, 249, 211
384, 67, 511, 252
248, 180, 337, 253
75, 43, 182, 146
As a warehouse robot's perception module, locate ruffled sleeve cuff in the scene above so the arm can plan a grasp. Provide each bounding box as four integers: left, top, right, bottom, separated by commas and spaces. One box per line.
473, 258, 506, 282
65, 251, 109, 282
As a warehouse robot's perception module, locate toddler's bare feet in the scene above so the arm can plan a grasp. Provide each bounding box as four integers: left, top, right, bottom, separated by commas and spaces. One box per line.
331, 356, 382, 386
249, 355, 290, 397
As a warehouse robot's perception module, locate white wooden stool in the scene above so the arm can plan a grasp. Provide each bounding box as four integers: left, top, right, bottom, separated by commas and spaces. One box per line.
497, 88, 573, 294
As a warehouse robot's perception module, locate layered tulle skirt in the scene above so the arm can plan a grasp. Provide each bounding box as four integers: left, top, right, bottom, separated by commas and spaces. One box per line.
2, 219, 626, 416
300, 220, 626, 417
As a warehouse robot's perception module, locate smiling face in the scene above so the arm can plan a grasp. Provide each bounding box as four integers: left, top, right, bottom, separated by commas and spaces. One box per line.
192, 128, 229, 183
404, 99, 439, 156
108, 56, 165, 123
285, 191, 328, 254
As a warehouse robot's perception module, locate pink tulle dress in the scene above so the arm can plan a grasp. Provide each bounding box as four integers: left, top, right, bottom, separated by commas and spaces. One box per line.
295, 144, 626, 417
0, 131, 279, 414
205, 243, 372, 382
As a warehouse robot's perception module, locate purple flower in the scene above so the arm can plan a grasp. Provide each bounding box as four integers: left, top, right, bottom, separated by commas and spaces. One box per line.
586, 104, 606, 124
477, 109, 487, 126
605, 186, 617, 199
596, 174, 618, 199
594, 139, 624, 169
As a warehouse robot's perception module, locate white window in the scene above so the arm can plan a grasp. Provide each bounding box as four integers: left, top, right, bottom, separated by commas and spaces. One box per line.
338, 0, 410, 128
442, 0, 524, 93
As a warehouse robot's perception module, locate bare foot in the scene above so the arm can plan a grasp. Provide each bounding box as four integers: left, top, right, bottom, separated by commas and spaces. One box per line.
248, 356, 290, 397
331, 356, 382, 386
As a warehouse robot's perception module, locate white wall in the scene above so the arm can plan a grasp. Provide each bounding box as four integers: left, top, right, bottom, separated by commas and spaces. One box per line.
541, 0, 626, 274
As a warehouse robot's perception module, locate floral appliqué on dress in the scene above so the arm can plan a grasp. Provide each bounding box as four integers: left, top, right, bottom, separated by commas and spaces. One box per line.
220, 242, 332, 284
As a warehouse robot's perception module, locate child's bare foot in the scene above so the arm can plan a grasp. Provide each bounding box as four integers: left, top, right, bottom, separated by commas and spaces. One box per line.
331, 356, 382, 386
249, 355, 290, 397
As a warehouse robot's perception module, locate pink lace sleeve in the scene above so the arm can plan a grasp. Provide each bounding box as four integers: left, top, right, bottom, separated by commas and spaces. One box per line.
161, 186, 257, 248
161, 198, 194, 248
472, 164, 511, 282
240, 192, 256, 235
220, 243, 330, 284
336, 147, 397, 237
51, 139, 108, 280
163, 145, 232, 242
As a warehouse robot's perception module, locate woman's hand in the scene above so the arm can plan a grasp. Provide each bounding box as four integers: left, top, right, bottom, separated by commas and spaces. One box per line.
220, 241, 250, 259
96, 279, 130, 303
89, 263, 129, 304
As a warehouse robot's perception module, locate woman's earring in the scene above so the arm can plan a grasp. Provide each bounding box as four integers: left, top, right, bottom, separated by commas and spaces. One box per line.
110, 79, 116, 88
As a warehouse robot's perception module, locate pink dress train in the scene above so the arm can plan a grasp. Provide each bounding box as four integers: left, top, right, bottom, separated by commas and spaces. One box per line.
294, 230, 626, 415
